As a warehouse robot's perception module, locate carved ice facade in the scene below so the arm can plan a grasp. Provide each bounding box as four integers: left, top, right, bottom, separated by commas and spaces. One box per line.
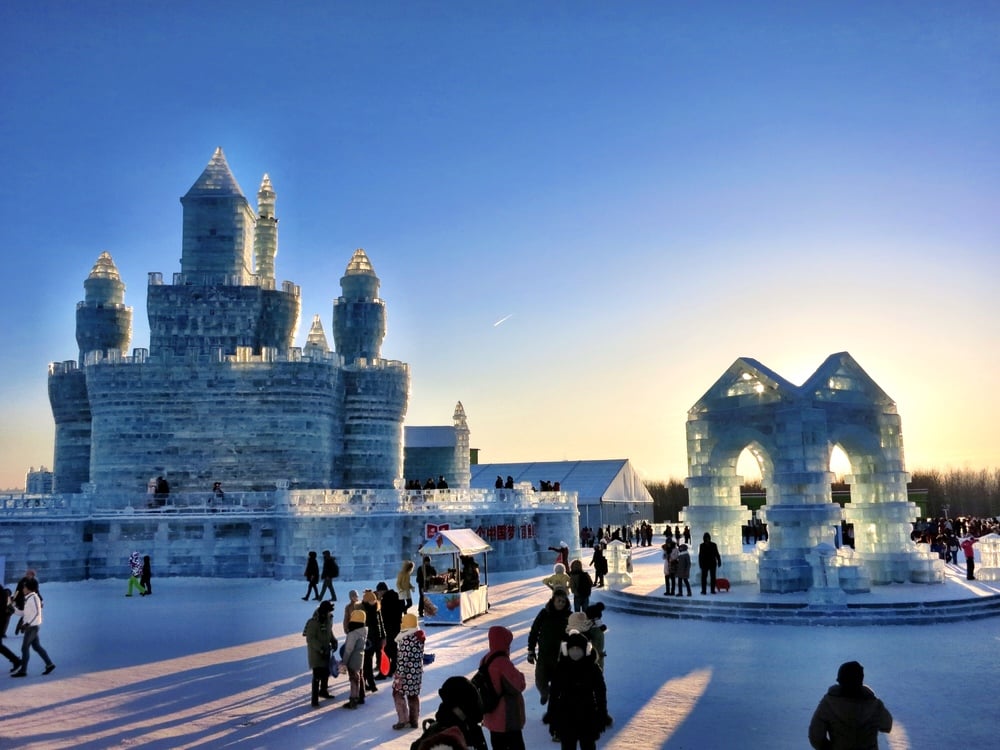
682, 352, 944, 594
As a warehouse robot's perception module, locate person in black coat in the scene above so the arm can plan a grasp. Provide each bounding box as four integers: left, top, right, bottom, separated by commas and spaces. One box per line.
318, 550, 338, 602
416, 556, 437, 617
527, 588, 571, 707
378, 587, 403, 677
589, 545, 608, 588
546, 631, 612, 749
303, 551, 320, 601
410, 675, 488, 750
698, 532, 722, 595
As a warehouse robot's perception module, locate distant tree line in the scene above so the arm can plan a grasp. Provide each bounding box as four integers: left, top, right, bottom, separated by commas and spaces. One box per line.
645, 468, 1000, 523
909, 468, 1000, 518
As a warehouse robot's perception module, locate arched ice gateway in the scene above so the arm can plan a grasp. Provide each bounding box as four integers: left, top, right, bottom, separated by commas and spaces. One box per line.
682, 352, 943, 594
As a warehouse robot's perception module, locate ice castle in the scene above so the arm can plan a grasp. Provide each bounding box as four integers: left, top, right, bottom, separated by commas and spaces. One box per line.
48, 149, 409, 497
3, 149, 578, 582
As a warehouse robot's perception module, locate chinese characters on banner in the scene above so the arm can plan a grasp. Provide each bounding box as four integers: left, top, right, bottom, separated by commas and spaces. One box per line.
424, 522, 537, 542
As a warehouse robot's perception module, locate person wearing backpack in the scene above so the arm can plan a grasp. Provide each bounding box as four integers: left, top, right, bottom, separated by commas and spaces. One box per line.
480, 626, 526, 750
410, 675, 488, 750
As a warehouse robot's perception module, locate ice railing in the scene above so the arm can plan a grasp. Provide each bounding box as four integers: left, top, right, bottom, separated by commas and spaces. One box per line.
1, 488, 576, 518
282, 487, 577, 515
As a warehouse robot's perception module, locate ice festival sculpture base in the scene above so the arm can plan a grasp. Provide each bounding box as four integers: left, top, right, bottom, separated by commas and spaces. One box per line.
681, 352, 944, 594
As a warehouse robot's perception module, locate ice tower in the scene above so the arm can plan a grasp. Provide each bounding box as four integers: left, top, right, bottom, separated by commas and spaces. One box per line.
333, 249, 409, 488
48, 251, 133, 493
683, 352, 943, 593
48, 149, 409, 497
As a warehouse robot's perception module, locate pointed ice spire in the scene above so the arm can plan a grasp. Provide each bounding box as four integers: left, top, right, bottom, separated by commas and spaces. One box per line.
88, 251, 122, 281
184, 147, 246, 197
453, 401, 468, 429
303, 314, 330, 355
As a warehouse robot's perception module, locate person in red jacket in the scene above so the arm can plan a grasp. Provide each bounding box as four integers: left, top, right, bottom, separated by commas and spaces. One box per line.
481, 626, 527, 750
960, 535, 978, 580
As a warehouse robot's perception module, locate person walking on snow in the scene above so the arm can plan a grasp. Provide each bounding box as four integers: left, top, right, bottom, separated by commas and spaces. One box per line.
126, 551, 146, 597
11, 577, 55, 677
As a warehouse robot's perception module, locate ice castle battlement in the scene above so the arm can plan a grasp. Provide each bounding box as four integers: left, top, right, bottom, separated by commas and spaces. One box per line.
46, 149, 411, 498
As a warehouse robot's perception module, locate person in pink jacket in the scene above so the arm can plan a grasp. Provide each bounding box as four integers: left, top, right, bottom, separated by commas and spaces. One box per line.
960, 535, 978, 580
481, 626, 527, 750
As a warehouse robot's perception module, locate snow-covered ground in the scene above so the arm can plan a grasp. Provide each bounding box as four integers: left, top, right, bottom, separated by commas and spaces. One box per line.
1, 545, 998, 749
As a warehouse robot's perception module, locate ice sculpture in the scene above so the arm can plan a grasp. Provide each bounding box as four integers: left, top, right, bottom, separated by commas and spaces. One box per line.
682, 353, 944, 594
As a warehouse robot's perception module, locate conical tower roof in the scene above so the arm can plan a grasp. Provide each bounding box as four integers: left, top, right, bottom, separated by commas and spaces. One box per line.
88, 251, 122, 281
184, 147, 245, 198
344, 248, 376, 276
303, 314, 330, 354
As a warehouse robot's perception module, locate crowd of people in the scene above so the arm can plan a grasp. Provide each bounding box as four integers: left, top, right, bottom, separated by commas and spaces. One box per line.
913, 515, 998, 581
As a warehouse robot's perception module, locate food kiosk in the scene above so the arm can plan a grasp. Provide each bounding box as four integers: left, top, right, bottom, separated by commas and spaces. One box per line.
417, 528, 492, 625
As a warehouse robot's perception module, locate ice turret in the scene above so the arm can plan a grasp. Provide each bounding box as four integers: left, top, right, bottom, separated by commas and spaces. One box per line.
254, 173, 277, 286
333, 248, 386, 363
75, 251, 132, 364
453, 401, 471, 487
179, 147, 256, 281
303, 314, 330, 356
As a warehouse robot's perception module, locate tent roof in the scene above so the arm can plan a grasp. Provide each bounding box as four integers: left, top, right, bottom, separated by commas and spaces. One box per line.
469, 459, 654, 507
418, 528, 492, 556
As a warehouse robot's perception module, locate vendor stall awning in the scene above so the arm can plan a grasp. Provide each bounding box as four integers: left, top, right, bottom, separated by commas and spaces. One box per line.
418, 528, 493, 556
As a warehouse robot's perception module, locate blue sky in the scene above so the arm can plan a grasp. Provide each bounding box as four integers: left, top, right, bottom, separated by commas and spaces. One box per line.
1, 1, 998, 489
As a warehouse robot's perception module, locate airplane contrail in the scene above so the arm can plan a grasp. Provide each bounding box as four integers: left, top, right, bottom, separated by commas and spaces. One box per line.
493, 313, 514, 327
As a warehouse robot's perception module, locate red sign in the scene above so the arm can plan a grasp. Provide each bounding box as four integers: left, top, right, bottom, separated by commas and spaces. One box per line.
425, 522, 450, 540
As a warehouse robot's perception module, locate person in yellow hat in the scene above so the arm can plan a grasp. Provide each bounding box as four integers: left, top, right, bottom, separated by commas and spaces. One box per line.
342, 609, 369, 709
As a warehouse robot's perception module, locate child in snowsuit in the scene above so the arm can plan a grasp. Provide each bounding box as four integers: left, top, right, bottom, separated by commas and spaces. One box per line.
546, 631, 612, 749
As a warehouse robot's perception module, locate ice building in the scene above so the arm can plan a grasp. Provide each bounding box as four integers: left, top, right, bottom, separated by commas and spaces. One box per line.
1, 149, 579, 583
682, 352, 944, 594
469, 459, 654, 528
47, 148, 408, 498
403, 402, 472, 489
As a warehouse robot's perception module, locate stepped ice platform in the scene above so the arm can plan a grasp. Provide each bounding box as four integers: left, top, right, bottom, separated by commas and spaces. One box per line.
598, 545, 1000, 626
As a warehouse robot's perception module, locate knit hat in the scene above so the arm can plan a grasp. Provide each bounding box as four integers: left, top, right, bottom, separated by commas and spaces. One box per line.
566, 612, 590, 634
362, 590, 378, 605
551, 587, 569, 600
584, 602, 605, 620
401, 612, 419, 630
837, 661, 864, 689
350, 609, 367, 624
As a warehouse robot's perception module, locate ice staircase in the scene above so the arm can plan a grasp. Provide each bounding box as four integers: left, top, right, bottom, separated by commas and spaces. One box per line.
596, 587, 1000, 626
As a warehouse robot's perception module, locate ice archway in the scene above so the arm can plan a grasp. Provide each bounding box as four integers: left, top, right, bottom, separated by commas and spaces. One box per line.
682, 352, 943, 594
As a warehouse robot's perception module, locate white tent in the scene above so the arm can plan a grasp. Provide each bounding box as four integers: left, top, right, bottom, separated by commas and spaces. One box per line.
469, 458, 654, 528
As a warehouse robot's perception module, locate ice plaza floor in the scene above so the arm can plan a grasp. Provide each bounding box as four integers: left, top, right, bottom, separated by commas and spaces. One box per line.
1, 545, 997, 749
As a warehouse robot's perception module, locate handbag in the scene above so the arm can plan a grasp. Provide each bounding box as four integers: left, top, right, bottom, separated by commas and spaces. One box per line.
328, 649, 340, 677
